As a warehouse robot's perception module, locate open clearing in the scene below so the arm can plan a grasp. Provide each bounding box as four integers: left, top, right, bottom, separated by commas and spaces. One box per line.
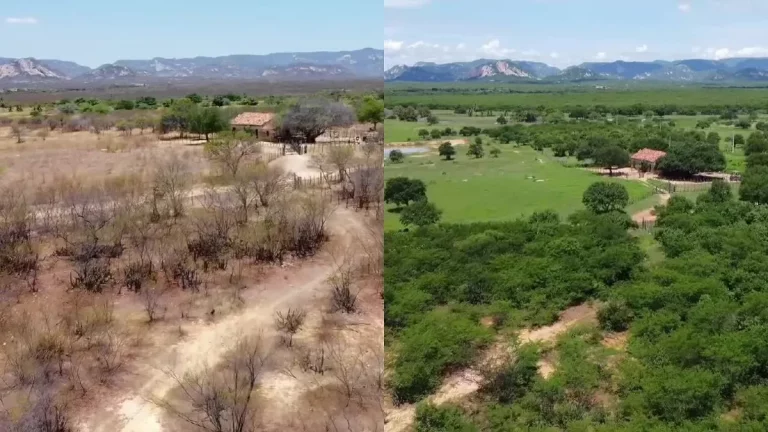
384, 145, 652, 230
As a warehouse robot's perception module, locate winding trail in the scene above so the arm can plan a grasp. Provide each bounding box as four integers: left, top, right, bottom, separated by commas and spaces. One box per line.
76, 206, 368, 432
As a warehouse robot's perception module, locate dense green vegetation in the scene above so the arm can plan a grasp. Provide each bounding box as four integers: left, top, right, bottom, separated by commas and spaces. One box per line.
389, 178, 768, 430
385, 84, 768, 112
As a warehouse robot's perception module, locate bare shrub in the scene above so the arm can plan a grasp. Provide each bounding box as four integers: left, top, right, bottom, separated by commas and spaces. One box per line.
249, 163, 287, 207
205, 131, 260, 178
142, 286, 166, 323
274, 308, 307, 347
123, 261, 155, 293
288, 194, 333, 257
152, 155, 191, 219
94, 329, 126, 381
37, 128, 50, 141
156, 333, 271, 432
329, 264, 358, 314
10, 123, 24, 143
0, 389, 72, 432
161, 246, 201, 291
297, 346, 326, 374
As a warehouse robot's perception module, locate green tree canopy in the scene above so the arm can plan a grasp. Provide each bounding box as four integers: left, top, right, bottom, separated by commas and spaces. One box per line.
582, 182, 629, 214
385, 177, 427, 207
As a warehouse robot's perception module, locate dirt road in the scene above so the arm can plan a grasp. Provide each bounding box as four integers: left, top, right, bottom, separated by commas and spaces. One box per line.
631, 192, 670, 225
76, 206, 368, 432
384, 304, 598, 432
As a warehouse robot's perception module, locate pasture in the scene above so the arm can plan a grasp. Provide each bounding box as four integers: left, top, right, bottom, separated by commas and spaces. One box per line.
385, 109, 502, 143
384, 145, 653, 230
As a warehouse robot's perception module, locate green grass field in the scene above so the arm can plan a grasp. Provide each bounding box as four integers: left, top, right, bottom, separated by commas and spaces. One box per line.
385, 110, 502, 143
384, 145, 654, 231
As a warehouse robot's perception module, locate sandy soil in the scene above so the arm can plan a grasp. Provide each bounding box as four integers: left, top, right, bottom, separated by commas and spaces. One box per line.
631, 192, 670, 225
385, 304, 598, 432
75, 206, 372, 432
269, 154, 322, 178
518, 303, 598, 344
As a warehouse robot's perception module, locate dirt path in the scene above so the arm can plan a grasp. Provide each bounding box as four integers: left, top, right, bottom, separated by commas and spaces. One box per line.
384, 304, 597, 432
631, 192, 670, 225
76, 206, 367, 432
269, 153, 322, 178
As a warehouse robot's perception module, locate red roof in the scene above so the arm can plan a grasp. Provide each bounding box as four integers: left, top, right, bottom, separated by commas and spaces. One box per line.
631, 148, 667, 163
231, 112, 275, 127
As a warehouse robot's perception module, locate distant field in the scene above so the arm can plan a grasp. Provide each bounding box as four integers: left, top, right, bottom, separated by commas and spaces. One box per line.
385, 86, 768, 109
385, 110, 501, 143
384, 145, 653, 230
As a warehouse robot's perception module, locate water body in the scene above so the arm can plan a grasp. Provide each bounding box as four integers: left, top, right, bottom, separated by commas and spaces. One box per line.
384, 146, 429, 157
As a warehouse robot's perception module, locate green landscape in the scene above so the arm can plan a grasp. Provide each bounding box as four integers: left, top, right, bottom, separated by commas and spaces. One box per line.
383, 80, 768, 431
384, 145, 652, 231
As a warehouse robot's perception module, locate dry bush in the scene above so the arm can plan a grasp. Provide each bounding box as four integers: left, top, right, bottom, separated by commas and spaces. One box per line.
205, 132, 261, 178
161, 245, 202, 292
152, 155, 191, 219
123, 260, 155, 293
328, 263, 358, 314
141, 286, 166, 323
9, 123, 24, 143
93, 328, 127, 382
156, 333, 271, 432
0, 389, 72, 432
249, 163, 288, 208
0, 186, 40, 290
274, 308, 307, 347
287, 193, 334, 258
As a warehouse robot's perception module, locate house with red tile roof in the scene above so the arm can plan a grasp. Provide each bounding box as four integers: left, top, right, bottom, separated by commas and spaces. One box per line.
631, 148, 666, 173
230, 112, 276, 141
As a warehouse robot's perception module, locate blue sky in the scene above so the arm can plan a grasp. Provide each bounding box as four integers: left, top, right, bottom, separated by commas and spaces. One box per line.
385, 0, 768, 67
2, 1, 382, 67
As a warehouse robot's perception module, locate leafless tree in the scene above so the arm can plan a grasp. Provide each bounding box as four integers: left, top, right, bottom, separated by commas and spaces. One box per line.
153, 155, 191, 219
326, 145, 355, 182
156, 334, 271, 432
274, 308, 307, 347
248, 163, 288, 208
206, 132, 260, 178
9, 124, 24, 144
142, 286, 166, 323
328, 262, 358, 313
36, 128, 50, 141
280, 98, 356, 145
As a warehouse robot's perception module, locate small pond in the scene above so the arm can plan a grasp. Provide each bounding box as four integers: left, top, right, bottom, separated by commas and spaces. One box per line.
384, 146, 429, 157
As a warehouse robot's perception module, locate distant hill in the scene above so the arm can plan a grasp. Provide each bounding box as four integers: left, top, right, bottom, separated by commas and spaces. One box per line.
0, 48, 384, 87
385, 57, 768, 83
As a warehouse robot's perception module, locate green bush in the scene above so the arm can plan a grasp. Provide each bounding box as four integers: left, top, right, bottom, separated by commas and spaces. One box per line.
391, 309, 492, 403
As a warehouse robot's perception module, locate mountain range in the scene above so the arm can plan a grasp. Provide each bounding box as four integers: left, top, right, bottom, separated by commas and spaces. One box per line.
0, 48, 384, 87
384, 58, 768, 83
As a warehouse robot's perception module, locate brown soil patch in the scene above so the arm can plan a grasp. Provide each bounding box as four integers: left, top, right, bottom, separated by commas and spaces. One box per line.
518, 303, 598, 345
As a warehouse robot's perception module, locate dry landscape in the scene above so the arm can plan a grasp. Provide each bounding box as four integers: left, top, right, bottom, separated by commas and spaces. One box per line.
0, 116, 384, 431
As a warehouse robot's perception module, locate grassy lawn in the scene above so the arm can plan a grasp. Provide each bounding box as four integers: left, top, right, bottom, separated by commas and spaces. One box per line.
385, 145, 654, 231
385, 110, 502, 143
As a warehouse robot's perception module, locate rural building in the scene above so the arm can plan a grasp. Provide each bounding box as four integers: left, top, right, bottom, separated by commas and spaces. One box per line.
230, 112, 276, 141
631, 148, 666, 173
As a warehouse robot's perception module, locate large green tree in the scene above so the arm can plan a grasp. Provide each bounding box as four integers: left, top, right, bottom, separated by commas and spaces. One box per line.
357, 96, 384, 130
385, 177, 427, 207
582, 182, 629, 214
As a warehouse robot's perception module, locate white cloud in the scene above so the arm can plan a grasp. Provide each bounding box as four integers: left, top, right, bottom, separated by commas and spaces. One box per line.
678, 2, 691, 12
595, 52, 607, 60
550, 52, 560, 59
5, 17, 38, 24
384, 40, 404, 52
636, 44, 649, 53
456, 43, 466, 50
384, 0, 431, 8
480, 39, 515, 57
735, 46, 768, 56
